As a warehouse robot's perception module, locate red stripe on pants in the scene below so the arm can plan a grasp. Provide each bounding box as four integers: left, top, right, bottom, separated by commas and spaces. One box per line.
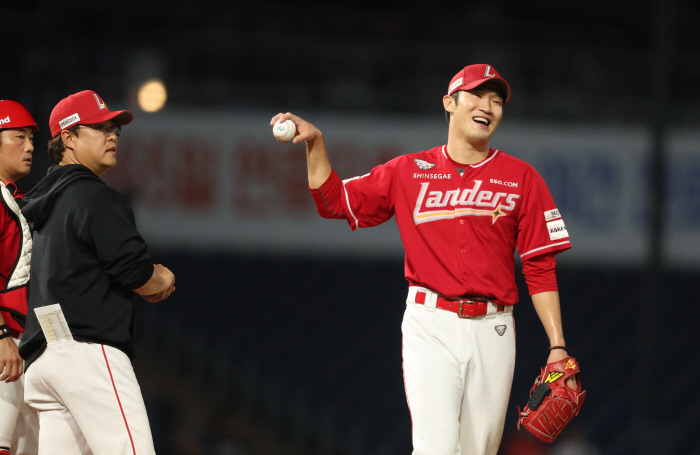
101, 345, 137, 455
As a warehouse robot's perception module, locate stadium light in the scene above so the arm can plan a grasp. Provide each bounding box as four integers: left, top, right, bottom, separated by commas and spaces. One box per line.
137, 79, 167, 112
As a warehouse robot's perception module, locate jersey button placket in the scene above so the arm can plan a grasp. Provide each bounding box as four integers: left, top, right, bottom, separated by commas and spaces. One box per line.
456, 176, 471, 280
457, 217, 467, 255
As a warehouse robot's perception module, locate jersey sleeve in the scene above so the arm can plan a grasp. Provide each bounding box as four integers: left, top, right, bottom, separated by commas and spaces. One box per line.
340, 158, 398, 231
516, 168, 571, 260
521, 252, 558, 295
0, 204, 18, 288
310, 170, 346, 219
86, 202, 154, 290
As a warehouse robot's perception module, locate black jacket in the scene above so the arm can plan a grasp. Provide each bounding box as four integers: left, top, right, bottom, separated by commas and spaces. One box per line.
19, 164, 154, 367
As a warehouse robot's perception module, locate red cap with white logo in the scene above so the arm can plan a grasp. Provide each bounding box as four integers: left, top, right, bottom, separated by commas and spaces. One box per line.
0, 100, 39, 132
49, 90, 133, 138
447, 64, 511, 104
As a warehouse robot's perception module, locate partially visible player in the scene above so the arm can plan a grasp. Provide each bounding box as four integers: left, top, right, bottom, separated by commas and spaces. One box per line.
272, 64, 577, 454
0, 100, 39, 455
19, 90, 176, 455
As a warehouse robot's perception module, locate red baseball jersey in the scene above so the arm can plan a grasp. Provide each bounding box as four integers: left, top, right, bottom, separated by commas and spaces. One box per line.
0, 182, 31, 333
318, 145, 571, 305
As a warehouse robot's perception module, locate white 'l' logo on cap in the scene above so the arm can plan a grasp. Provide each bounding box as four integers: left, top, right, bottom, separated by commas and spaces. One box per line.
484, 66, 496, 77
93, 94, 106, 110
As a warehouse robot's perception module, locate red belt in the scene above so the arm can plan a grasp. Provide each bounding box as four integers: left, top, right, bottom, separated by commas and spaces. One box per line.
415, 291, 505, 318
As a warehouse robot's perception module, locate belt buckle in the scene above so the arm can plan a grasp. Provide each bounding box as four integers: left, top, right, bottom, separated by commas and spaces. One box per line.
458, 299, 483, 318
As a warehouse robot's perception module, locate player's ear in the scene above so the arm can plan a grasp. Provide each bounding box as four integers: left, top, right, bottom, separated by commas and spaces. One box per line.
443, 94, 455, 113
61, 129, 75, 149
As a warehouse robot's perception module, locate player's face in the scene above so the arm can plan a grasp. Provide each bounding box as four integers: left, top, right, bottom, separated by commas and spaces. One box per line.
0, 127, 34, 182
449, 87, 503, 146
71, 121, 120, 177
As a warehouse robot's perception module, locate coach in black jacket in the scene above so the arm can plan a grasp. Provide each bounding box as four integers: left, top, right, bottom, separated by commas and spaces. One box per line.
19, 90, 174, 455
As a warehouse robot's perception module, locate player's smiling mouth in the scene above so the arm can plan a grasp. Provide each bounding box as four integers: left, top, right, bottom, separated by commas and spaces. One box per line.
473, 116, 490, 126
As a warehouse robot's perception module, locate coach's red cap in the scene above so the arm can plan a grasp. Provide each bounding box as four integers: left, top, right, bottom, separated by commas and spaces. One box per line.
0, 100, 38, 132
49, 90, 133, 138
447, 64, 511, 104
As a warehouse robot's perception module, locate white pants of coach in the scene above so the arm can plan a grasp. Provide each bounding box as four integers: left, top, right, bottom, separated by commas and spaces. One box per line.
24, 341, 156, 455
0, 337, 39, 455
402, 287, 516, 455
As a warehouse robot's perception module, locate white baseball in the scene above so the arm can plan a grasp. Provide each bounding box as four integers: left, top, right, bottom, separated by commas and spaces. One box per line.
273, 119, 296, 142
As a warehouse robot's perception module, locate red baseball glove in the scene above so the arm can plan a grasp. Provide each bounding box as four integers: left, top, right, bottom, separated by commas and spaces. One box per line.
517, 356, 586, 443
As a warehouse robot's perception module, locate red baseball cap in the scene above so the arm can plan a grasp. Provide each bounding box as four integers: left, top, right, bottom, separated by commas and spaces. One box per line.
49, 90, 133, 138
447, 64, 511, 104
0, 100, 38, 132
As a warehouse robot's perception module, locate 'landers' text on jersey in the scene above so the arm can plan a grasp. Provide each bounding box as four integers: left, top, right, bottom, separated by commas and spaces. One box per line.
413, 179, 520, 225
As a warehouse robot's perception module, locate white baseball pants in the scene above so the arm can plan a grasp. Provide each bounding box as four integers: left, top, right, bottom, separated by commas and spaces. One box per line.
402, 287, 516, 455
23, 341, 156, 455
0, 336, 39, 455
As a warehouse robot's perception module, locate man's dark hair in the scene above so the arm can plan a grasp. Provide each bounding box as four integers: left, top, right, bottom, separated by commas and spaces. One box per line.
47, 125, 80, 164
444, 92, 460, 124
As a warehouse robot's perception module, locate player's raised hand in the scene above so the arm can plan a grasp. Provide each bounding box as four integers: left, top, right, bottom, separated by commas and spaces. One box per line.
0, 337, 22, 383
271, 112, 331, 188
270, 112, 322, 144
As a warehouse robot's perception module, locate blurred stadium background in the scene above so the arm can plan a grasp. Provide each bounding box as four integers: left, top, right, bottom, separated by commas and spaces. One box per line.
4, 1, 700, 454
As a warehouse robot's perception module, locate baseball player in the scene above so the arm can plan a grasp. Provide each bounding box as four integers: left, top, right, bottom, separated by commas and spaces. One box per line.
271, 64, 576, 454
0, 100, 39, 455
19, 90, 176, 455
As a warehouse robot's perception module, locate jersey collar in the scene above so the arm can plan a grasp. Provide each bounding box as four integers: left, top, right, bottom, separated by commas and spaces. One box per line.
2, 181, 25, 198
441, 145, 500, 168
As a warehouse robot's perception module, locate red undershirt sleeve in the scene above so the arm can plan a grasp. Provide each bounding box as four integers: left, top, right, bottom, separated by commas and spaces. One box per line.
310, 169, 346, 219
522, 252, 558, 295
